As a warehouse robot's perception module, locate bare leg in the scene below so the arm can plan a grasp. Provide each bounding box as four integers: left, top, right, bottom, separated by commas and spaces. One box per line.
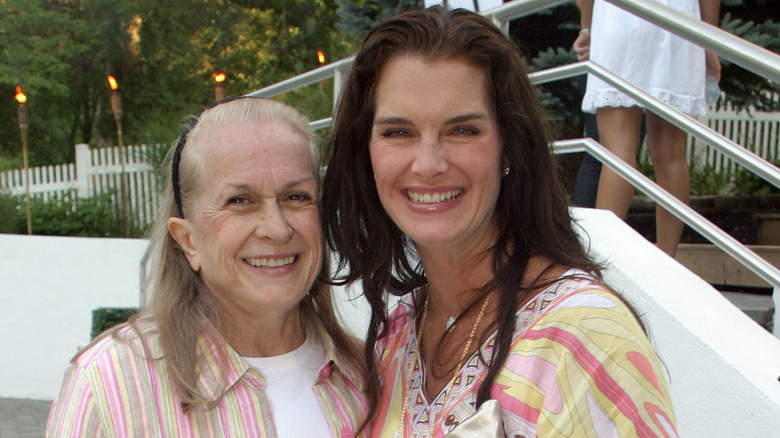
595, 106, 644, 219
645, 112, 689, 257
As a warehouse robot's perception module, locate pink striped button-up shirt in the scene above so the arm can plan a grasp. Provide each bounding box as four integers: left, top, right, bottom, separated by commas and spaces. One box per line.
46, 318, 367, 437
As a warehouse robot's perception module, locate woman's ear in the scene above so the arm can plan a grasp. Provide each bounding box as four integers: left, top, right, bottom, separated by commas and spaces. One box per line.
168, 217, 201, 272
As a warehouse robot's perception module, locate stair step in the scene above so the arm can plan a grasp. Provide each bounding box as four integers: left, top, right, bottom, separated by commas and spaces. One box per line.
675, 243, 780, 289
719, 291, 774, 332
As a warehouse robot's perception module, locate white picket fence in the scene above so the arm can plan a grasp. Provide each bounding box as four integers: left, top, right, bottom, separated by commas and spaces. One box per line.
0, 143, 164, 228
687, 101, 780, 173
1, 105, 778, 229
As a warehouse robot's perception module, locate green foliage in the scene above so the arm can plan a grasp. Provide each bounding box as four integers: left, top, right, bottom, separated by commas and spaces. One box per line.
732, 161, 780, 195
0, 0, 134, 163
0, 190, 24, 234
683, 160, 779, 196
689, 164, 732, 196
528, 47, 580, 138
0, 189, 148, 237
0, 154, 22, 172
336, 0, 425, 42
718, 12, 780, 112
91, 307, 139, 339
0, 0, 356, 168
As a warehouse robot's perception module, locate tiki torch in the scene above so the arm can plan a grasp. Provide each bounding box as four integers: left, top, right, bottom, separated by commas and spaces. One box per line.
108, 75, 130, 237
214, 72, 226, 101
15, 86, 32, 235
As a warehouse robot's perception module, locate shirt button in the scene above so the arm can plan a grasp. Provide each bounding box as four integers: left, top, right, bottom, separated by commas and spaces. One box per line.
340, 426, 352, 438
320, 364, 332, 379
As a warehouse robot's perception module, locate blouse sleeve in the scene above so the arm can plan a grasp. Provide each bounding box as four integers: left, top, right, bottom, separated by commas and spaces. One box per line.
492, 288, 678, 438
46, 361, 106, 438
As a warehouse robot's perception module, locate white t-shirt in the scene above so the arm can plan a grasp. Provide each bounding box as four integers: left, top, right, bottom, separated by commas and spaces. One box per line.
244, 332, 331, 437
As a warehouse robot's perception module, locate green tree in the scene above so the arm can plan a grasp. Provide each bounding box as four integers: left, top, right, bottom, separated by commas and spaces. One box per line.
0, 0, 356, 170
337, 0, 424, 42
0, 0, 134, 165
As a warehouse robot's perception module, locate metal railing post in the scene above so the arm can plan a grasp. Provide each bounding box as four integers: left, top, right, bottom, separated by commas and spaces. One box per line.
775, 286, 780, 337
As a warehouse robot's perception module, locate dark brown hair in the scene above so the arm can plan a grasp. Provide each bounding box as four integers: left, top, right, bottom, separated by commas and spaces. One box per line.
321, 6, 600, 426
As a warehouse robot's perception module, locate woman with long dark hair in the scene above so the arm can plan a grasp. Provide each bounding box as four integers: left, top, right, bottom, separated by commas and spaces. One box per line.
322, 6, 676, 437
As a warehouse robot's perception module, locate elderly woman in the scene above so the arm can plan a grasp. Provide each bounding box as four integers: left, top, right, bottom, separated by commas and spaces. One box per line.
47, 98, 367, 437
322, 6, 677, 437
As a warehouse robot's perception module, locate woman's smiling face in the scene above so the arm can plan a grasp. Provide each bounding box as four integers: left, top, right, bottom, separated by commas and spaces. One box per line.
169, 119, 322, 322
369, 56, 504, 256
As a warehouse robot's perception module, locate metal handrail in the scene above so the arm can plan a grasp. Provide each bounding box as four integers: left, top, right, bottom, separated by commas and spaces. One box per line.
246, 56, 355, 99
530, 62, 780, 190
555, 138, 780, 288
605, 0, 780, 84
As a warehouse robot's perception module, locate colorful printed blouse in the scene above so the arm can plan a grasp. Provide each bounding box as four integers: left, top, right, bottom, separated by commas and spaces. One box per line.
370, 274, 678, 437
46, 317, 368, 438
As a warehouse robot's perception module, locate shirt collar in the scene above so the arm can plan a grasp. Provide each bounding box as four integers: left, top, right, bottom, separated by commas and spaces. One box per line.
193, 321, 365, 401
309, 321, 365, 391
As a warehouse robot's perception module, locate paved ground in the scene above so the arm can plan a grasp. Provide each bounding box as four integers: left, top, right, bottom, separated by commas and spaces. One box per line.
0, 398, 52, 438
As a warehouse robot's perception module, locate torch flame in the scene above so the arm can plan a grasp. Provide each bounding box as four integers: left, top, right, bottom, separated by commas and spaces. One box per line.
107, 75, 118, 91
317, 50, 325, 64
15, 86, 26, 104
213, 72, 226, 83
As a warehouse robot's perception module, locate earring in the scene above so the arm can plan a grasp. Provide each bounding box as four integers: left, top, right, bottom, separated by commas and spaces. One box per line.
503, 167, 510, 176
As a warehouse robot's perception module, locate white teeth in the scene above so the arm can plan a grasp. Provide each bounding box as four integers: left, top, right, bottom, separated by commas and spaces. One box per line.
245, 256, 296, 267
407, 189, 462, 204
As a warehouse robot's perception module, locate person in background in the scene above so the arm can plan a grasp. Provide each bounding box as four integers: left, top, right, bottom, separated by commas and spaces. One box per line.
47, 97, 368, 437
322, 6, 677, 437
574, 0, 721, 256
573, 75, 646, 209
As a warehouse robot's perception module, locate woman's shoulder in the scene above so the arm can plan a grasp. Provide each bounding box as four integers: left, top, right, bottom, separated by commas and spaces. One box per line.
514, 272, 633, 335
513, 272, 651, 353
72, 315, 161, 369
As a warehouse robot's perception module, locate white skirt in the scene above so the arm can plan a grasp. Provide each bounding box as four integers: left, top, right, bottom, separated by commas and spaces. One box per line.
582, 0, 707, 116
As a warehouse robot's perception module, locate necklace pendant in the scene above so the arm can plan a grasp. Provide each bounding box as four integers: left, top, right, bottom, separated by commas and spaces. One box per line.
446, 316, 456, 330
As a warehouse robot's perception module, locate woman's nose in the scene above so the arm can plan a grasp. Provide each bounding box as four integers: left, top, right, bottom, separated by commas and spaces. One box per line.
411, 136, 448, 179
255, 203, 294, 242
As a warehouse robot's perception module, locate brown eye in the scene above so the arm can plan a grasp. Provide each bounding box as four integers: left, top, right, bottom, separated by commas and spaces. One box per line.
381, 128, 409, 138
288, 193, 312, 202
453, 125, 480, 136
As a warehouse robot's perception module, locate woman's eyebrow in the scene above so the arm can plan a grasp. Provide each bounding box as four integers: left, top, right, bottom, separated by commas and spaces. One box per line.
373, 116, 413, 125
445, 112, 489, 124
374, 112, 489, 125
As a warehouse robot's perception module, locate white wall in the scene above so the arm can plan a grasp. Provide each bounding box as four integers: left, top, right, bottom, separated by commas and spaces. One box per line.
572, 208, 780, 437
0, 234, 148, 400
3, 209, 780, 436
0, 233, 370, 401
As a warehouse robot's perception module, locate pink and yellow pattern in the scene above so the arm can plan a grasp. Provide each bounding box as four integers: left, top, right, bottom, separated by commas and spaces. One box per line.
46, 318, 368, 437
371, 275, 677, 437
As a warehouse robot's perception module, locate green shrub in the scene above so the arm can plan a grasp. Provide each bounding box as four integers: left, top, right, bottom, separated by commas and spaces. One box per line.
0, 189, 148, 237
91, 307, 140, 339
690, 163, 732, 196
0, 190, 24, 233
732, 162, 780, 195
